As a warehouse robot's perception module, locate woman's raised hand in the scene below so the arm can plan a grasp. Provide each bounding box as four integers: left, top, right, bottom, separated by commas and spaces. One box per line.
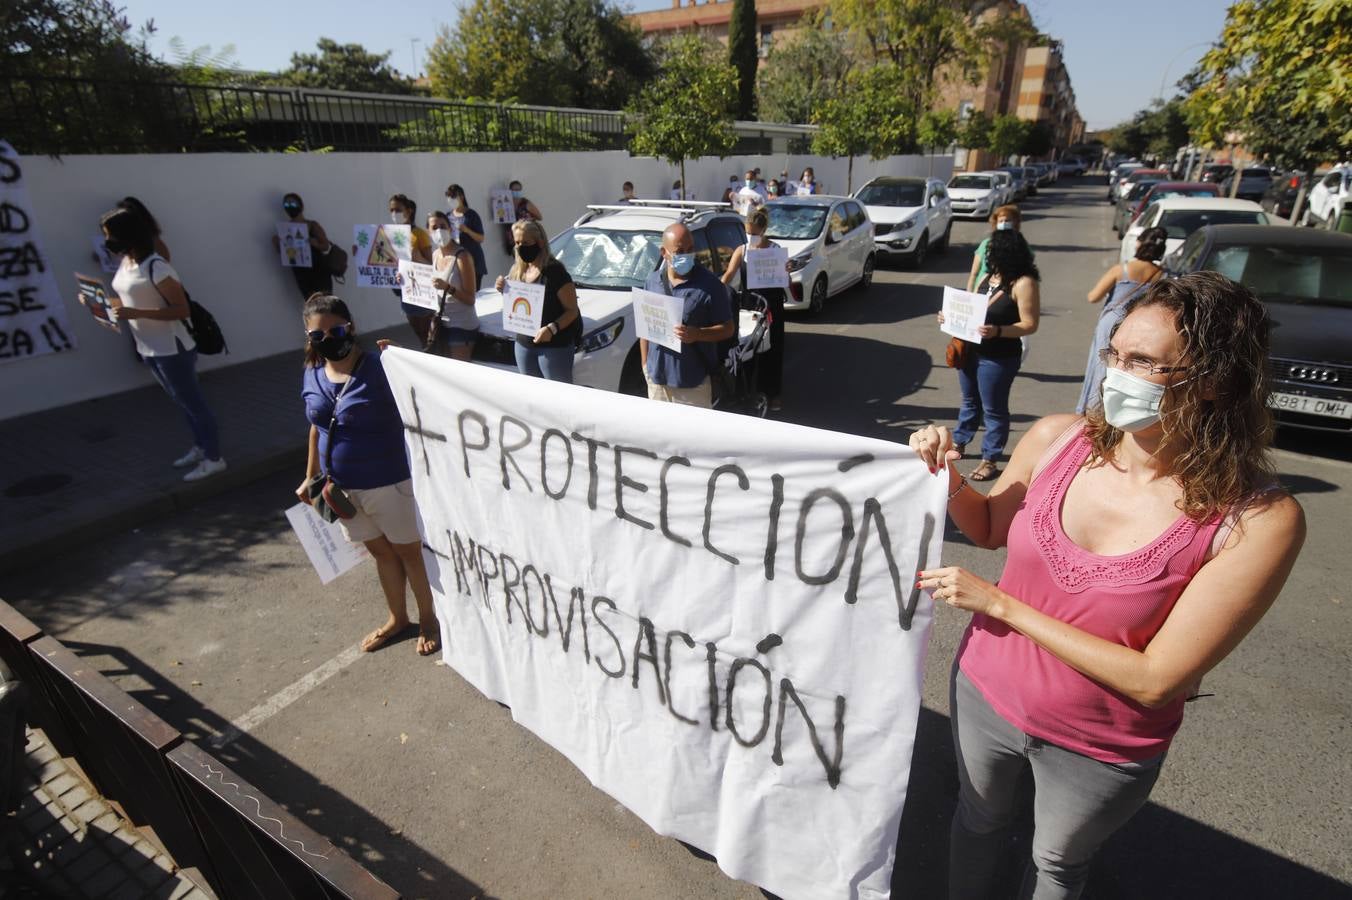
908, 423, 961, 474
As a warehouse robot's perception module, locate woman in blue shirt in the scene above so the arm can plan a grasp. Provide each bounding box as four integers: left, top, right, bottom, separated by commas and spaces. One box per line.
296, 293, 439, 656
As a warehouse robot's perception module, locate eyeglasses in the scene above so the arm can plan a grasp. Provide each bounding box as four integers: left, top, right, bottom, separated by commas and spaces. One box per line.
306, 324, 352, 343
1097, 347, 1189, 377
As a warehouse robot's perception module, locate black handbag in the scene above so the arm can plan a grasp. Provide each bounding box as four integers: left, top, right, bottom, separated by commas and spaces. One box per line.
307, 355, 365, 524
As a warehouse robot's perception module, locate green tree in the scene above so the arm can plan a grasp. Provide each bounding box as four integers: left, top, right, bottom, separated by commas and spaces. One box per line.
917, 108, 959, 176
728, 0, 758, 119
627, 35, 738, 200
812, 66, 914, 192
755, 15, 853, 124
1019, 120, 1054, 158
275, 38, 412, 94
1, 0, 160, 78
987, 114, 1030, 162
959, 111, 992, 150
548, 0, 655, 109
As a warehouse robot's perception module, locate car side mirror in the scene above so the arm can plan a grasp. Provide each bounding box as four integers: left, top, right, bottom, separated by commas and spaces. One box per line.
929, 196, 939, 207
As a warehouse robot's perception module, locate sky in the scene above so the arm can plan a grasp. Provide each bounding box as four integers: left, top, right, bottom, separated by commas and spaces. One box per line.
124, 0, 1231, 131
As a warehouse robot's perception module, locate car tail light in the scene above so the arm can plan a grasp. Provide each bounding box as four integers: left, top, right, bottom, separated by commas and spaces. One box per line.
1289, 176, 1300, 188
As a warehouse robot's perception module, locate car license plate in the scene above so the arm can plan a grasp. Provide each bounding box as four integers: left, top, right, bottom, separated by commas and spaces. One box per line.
1268, 392, 1352, 419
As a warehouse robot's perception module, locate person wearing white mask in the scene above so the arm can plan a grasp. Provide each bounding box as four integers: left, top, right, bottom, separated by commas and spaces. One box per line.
720, 208, 787, 410
352, 193, 434, 343
444, 184, 487, 290
426, 210, 480, 360
909, 271, 1302, 900
733, 170, 765, 217
967, 204, 1026, 292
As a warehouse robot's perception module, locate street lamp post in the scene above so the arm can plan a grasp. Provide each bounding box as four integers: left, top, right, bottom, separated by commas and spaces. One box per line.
409, 38, 421, 79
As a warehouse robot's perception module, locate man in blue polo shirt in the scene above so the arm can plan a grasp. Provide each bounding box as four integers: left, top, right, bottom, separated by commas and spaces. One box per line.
641, 223, 735, 408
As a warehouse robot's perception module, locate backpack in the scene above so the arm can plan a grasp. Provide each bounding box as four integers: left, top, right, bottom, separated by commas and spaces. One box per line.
149, 258, 228, 355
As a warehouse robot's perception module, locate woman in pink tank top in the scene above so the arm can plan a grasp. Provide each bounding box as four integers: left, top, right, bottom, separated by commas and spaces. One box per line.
910, 272, 1304, 900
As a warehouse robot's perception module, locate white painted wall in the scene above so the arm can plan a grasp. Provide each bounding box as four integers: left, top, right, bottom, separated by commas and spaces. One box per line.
5, 149, 950, 421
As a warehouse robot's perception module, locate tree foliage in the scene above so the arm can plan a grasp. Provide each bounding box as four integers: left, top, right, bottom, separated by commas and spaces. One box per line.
987, 114, 1030, 161
1, 0, 160, 78
728, 0, 758, 119
812, 65, 914, 191
959, 111, 992, 150
627, 35, 738, 198
755, 14, 853, 125
1106, 99, 1192, 162
274, 38, 413, 94
917, 108, 959, 152
1019, 120, 1055, 158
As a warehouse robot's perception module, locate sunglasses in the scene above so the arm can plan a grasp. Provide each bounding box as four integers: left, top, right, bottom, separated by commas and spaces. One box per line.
306, 323, 353, 343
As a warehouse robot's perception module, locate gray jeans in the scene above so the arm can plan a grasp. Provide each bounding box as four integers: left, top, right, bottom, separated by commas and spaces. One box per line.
948, 665, 1165, 900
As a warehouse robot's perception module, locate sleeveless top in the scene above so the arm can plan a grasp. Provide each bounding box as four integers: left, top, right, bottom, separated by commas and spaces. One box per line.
974, 277, 1022, 358
1076, 274, 1157, 414
434, 247, 480, 331
957, 425, 1223, 763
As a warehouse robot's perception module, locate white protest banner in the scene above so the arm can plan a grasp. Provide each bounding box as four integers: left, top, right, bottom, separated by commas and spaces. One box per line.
0, 141, 77, 364
940, 285, 988, 344
746, 246, 790, 291
284, 502, 370, 585
630, 287, 684, 353
353, 224, 412, 288
276, 221, 313, 268
381, 350, 946, 900
398, 259, 442, 313
90, 234, 120, 273
490, 189, 516, 225
74, 273, 118, 332
501, 279, 545, 337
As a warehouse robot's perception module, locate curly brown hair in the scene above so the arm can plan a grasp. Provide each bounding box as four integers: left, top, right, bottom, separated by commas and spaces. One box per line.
1084, 271, 1275, 521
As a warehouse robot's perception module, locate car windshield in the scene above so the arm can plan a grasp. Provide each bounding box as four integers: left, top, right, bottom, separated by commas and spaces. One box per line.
766, 204, 829, 240
1126, 182, 1157, 200
1151, 189, 1216, 200
549, 227, 662, 289
856, 183, 925, 207
1241, 168, 1271, 178
1206, 245, 1352, 306
950, 175, 992, 190
1157, 209, 1267, 239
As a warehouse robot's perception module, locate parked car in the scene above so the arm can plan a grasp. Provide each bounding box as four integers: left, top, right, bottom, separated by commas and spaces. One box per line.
947, 173, 1002, 220
1020, 166, 1041, 196
1220, 167, 1274, 202
1163, 226, 1352, 432
1260, 172, 1307, 221
1304, 166, 1351, 230
998, 166, 1032, 201
1119, 197, 1271, 264
469, 201, 754, 394
1033, 163, 1056, 186
1114, 181, 1220, 235
855, 177, 951, 268
764, 195, 876, 312
1198, 163, 1234, 185
1106, 159, 1142, 188
1057, 157, 1086, 176
1109, 167, 1169, 203
982, 170, 1015, 207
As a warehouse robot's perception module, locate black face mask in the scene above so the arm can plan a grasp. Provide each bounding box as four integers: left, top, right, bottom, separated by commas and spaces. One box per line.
517, 244, 541, 263
313, 334, 355, 361
104, 237, 128, 255
283, 202, 302, 218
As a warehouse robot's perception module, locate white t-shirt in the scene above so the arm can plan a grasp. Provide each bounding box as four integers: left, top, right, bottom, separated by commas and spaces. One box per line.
110, 254, 195, 357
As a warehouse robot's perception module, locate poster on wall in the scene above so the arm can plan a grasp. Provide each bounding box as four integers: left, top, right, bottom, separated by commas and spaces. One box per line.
276, 221, 313, 268
0, 141, 77, 364
352, 224, 412, 288
490, 189, 516, 225
74, 273, 118, 331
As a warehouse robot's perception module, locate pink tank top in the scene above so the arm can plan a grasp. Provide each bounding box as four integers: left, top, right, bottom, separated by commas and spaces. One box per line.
958, 427, 1222, 763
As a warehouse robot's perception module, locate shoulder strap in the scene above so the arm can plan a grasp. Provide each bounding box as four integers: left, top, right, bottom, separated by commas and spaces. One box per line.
1030, 418, 1087, 485
323, 353, 366, 477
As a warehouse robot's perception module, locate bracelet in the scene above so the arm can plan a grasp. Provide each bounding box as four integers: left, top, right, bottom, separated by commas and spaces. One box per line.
947, 473, 969, 500
548, 321, 559, 335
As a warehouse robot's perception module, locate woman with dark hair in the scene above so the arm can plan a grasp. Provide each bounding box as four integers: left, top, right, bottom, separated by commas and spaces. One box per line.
296, 293, 440, 656
426, 209, 479, 360
102, 206, 225, 482
271, 192, 334, 300
911, 271, 1303, 899
117, 196, 171, 260
720, 207, 787, 410
444, 183, 487, 291
942, 229, 1041, 481
967, 204, 1025, 292
1076, 225, 1168, 414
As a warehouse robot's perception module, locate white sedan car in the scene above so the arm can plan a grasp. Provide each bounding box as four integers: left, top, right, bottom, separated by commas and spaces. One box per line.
947, 172, 1003, 220
1118, 197, 1272, 264
763, 196, 876, 313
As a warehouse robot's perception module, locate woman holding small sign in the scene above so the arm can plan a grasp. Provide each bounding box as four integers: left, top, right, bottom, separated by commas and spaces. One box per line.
720, 208, 787, 411
427, 209, 479, 361
912, 272, 1303, 900
271, 192, 334, 301
494, 220, 580, 384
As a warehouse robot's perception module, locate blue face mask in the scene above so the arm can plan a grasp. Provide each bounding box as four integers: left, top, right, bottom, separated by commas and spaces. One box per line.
669, 252, 696, 276
511, 189, 523, 199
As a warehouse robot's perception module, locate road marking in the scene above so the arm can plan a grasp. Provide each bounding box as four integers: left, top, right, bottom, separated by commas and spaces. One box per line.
210, 642, 366, 749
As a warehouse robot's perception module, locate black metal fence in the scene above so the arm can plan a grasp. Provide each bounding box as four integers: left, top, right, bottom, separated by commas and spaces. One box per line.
1, 75, 630, 155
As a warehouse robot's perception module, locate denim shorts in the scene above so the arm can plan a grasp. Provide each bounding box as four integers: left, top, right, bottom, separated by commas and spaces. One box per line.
438, 326, 479, 347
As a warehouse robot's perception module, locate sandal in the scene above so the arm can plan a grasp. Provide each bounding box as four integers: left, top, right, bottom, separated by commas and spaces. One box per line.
969, 459, 998, 481
952, 442, 967, 459
361, 622, 414, 653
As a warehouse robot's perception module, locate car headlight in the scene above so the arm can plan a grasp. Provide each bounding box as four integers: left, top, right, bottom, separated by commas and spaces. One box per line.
579, 316, 624, 353
786, 252, 812, 272
898, 217, 917, 231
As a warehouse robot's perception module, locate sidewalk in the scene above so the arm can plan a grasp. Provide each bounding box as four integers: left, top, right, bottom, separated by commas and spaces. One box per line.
0, 328, 403, 575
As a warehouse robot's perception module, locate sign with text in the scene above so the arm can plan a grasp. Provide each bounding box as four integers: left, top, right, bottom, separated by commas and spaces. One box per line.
940, 285, 988, 344
0, 141, 77, 364
353, 224, 411, 288
501, 279, 545, 337
745, 246, 790, 291
490, 189, 516, 225
74, 273, 118, 331
276, 221, 312, 268
284, 502, 370, 585
382, 350, 945, 900
398, 259, 442, 313
630, 287, 684, 353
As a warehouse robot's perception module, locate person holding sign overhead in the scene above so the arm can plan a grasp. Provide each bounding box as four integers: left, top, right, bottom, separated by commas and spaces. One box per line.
426, 209, 479, 360
938, 229, 1040, 481
642, 223, 735, 408
720, 208, 787, 411
494, 220, 579, 383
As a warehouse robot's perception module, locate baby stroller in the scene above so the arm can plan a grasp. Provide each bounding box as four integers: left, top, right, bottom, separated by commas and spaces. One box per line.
713, 290, 774, 418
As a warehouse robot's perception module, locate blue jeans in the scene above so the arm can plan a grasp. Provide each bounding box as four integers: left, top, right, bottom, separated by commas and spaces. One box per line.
953, 353, 1021, 461
145, 348, 221, 460
514, 342, 574, 384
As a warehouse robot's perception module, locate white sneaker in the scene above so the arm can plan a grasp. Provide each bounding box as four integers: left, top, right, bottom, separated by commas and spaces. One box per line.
173, 446, 205, 468
183, 458, 227, 482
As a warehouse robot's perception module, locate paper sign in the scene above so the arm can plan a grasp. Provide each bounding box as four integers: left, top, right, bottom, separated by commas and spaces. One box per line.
745, 246, 790, 291
502, 279, 545, 336
276, 221, 312, 268
941, 285, 988, 344
490, 189, 516, 225
284, 502, 370, 585
353, 224, 412, 288
90, 234, 120, 273
631, 287, 684, 353
74, 273, 118, 331
380, 350, 946, 900
399, 259, 442, 313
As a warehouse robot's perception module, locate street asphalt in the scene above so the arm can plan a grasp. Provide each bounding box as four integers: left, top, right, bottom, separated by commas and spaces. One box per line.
2, 178, 1350, 900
